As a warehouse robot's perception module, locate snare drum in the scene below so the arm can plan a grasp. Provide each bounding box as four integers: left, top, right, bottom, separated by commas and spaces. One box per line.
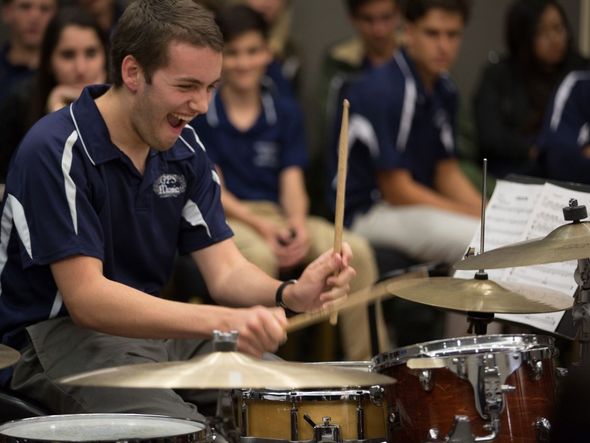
373, 334, 557, 443
236, 362, 388, 442
0, 414, 210, 443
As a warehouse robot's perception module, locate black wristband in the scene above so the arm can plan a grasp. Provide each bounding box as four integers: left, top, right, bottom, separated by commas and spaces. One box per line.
275, 279, 298, 314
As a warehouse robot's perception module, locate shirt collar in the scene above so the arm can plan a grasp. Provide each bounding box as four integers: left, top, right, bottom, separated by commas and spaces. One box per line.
69, 84, 195, 165
206, 86, 278, 130
396, 48, 452, 98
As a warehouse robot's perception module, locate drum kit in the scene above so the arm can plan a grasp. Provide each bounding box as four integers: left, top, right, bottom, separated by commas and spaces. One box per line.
1, 199, 590, 443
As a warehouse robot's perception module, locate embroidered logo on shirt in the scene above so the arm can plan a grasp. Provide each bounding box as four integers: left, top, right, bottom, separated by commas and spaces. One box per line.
153, 174, 187, 198
253, 141, 279, 168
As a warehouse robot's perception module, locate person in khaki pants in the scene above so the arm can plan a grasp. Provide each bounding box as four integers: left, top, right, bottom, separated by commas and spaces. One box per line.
193, 4, 389, 360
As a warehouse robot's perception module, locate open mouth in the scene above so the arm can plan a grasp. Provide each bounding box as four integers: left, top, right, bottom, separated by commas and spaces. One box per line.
167, 113, 194, 130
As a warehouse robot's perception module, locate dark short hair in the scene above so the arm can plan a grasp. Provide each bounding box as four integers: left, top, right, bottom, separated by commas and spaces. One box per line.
110, 0, 224, 87
345, 0, 396, 17
400, 0, 471, 23
215, 4, 269, 43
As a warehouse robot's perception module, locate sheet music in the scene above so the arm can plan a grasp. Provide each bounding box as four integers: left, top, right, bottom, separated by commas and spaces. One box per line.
454, 180, 544, 282
497, 182, 586, 331
455, 181, 581, 332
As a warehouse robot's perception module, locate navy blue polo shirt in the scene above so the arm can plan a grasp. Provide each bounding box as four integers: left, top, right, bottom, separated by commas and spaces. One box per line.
0, 85, 233, 352
538, 70, 590, 184
192, 88, 308, 203
329, 49, 458, 226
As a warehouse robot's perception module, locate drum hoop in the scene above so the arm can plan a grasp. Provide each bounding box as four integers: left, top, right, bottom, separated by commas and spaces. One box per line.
241, 388, 374, 402
0, 413, 209, 442
372, 334, 556, 371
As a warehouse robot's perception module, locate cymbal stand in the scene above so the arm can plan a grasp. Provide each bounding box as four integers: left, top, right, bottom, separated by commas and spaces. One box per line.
565, 198, 590, 365
211, 330, 240, 443
467, 159, 495, 335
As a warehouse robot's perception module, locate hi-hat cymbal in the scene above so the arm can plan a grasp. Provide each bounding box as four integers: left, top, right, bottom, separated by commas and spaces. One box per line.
58, 351, 395, 389
0, 344, 20, 369
454, 221, 590, 270
386, 277, 573, 314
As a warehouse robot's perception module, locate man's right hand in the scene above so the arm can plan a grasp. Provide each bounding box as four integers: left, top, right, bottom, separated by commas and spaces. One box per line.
228, 306, 288, 357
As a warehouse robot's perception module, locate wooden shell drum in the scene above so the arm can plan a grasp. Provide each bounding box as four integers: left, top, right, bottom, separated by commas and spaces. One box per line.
0, 414, 211, 443
236, 362, 389, 442
372, 334, 557, 443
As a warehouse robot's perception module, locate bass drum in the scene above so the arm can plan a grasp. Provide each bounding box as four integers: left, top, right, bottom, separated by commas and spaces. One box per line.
372, 334, 556, 443
0, 414, 211, 443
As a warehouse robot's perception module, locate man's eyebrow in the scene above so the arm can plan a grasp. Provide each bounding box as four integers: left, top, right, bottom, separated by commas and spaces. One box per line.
175, 77, 222, 86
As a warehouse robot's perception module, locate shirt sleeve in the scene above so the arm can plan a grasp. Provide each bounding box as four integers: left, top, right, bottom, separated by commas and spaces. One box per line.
538, 72, 590, 183
279, 98, 309, 169
347, 75, 405, 172
5, 118, 104, 267
177, 148, 233, 254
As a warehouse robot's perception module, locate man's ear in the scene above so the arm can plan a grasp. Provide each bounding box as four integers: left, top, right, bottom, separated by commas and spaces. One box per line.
121, 55, 144, 92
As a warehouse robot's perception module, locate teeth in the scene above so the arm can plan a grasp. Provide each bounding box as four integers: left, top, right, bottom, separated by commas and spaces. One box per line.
171, 113, 194, 123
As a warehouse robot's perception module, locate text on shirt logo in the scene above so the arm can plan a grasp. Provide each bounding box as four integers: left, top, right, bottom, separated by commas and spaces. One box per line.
153, 174, 187, 198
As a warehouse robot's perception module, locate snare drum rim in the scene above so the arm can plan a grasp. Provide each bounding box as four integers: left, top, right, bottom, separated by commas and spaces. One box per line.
240, 388, 376, 402
372, 334, 556, 371
0, 413, 209, 443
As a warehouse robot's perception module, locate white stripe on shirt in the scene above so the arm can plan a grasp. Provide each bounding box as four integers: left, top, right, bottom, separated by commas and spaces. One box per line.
61, 130, 79, 234
550, 71, 590, 131
394, 52, 417, 152
182, 199, 212, 238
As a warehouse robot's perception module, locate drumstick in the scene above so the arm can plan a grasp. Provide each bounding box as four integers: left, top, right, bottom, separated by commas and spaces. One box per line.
330, 99, 350, 326
288, 270, 427, 333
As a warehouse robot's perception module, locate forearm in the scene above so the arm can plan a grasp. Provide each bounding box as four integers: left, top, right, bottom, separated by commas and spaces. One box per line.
435, 160, 481, 214
62, 276, 236, 339
221, 188, 268, 232
279, 167, 309, 225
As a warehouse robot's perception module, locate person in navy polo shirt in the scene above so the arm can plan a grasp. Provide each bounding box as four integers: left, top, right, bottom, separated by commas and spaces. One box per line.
0, 0, 355, 419
193, 5, 389, 361
331, 0, 480, 265
538, 70, 590, 184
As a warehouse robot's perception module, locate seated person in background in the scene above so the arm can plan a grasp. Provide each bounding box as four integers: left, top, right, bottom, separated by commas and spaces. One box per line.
0, 7, 107, 181
0, 0, 354, 418
241, 0, 300, 97
318, 0, 399, 146
193, 4, 388, 360
332, 0, 480, 265
537, 69, 590, 184
0, 0, 57, 108
76, 0, 126, 38
473, 0, 588, 178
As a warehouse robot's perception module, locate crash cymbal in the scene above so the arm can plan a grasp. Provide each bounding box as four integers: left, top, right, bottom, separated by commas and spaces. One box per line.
454, 221, 590, 270
58, 351, 395, 389
386, 277, 573, 314
0, 344, 20, 369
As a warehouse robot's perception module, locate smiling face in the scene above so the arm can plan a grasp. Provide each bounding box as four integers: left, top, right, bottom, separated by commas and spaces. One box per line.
221, 30, 271, 94
129, 41, 222, 151
51, 24, 106, 88
404, 8, 464, 87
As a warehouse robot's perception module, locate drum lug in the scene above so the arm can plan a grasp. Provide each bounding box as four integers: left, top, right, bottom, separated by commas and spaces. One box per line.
528, 359, 544, 381
534, 417, 551, 443
429, 415, 500, 443
310, 416, 342, 443
419, 369, 434, 392
369, 385, 384, 405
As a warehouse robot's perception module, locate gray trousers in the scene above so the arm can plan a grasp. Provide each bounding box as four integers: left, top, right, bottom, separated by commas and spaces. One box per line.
10, 317, 214, 421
